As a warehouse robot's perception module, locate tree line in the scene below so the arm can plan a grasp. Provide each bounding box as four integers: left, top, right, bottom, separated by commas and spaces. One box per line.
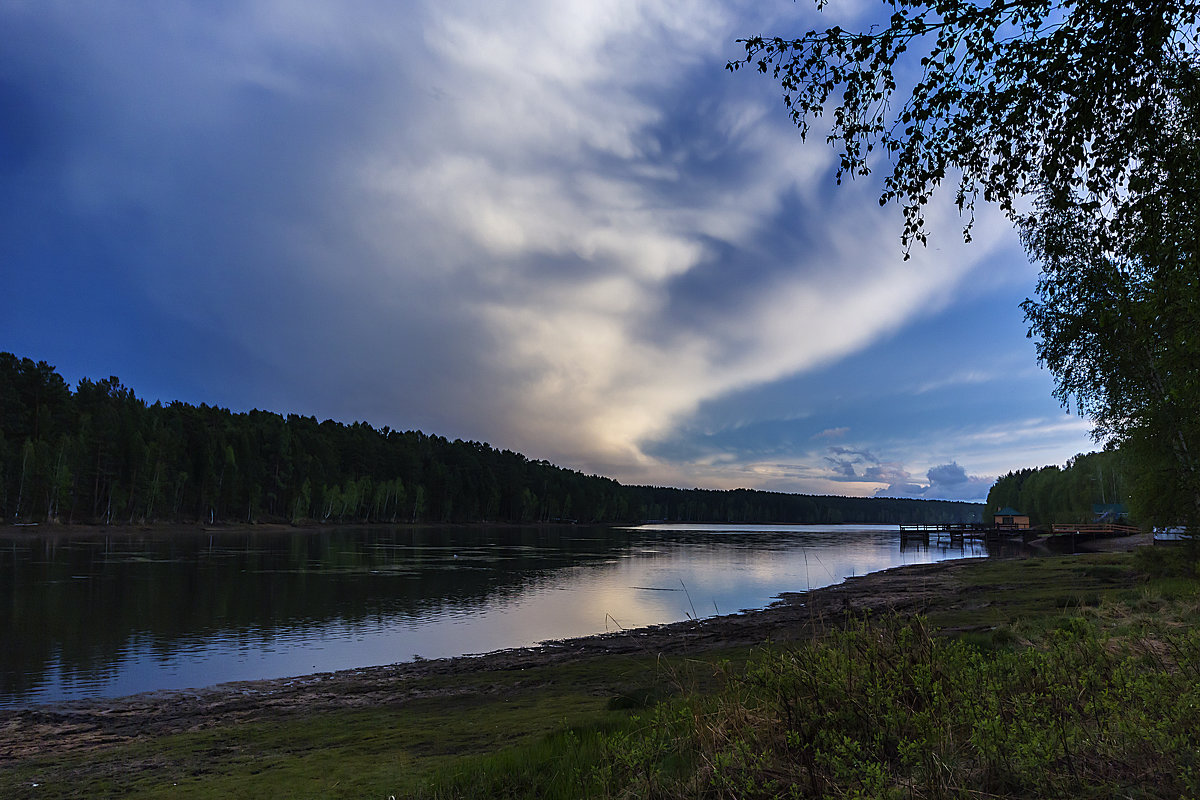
0, 353, 980, 527
984, 450, 1129, 527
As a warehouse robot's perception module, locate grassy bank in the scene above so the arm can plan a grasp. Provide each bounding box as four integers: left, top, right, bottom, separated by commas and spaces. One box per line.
424, 549, 1200, 799
5, 548, 1198, 799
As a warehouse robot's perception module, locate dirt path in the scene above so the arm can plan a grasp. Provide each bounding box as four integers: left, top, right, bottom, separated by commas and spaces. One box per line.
0, 558, 977, 762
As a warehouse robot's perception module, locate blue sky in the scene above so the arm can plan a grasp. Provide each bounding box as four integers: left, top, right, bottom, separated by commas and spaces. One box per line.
0, 1, 1095, 502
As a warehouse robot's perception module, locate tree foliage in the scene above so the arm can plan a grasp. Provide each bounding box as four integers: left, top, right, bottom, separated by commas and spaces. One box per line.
985, 450, 1127, 525
1020, 63, 1200, 527
736, 1, 1200, 527
731, 0, 1199, 252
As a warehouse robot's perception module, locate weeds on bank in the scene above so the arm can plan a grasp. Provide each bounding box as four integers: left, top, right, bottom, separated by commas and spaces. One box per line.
423, 609, 1200, 799
1134, 543, 1200, 579
582, 614, 1200, 799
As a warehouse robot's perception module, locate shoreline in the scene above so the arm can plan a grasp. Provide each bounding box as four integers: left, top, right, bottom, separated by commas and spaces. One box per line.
1, 530, 1155, 767
0, 529, 1149, 713
0, 520, 591, 538
0, 517, 941, 539
0, 556, 984, 761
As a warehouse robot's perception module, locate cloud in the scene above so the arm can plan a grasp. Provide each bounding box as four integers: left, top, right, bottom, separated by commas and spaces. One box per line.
911, 370, 999, 395
276, 0, 1017, 480
927, 462, 969, 486
827, 446, 879, 463
825, 457, 859, 479
820, 448, 993, 501
872, 461, 993, 502
862, 463, 913, 484
0, 1, 1087, 498
924, 461, 994, 502
823, 447, 882, 480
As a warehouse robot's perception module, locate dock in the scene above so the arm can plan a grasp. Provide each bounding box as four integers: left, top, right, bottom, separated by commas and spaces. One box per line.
899, 522, 1142, 547
898, 523, 1011, 545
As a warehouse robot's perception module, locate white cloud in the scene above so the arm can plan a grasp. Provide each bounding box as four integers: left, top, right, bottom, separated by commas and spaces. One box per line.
265, 0, 1023, 479
5, 0, 1077, 496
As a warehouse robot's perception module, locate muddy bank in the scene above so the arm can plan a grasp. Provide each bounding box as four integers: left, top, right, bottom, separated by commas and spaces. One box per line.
0, 557, 979, 762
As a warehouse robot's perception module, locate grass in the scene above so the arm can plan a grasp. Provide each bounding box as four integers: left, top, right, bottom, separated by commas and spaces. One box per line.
599, 615, 1200, 798
1, 648, 741, 800
6, 549, 1200, 799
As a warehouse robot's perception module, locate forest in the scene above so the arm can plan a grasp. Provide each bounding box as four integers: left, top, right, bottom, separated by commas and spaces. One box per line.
0, 353, 981, 527
984, 450, 1129, 526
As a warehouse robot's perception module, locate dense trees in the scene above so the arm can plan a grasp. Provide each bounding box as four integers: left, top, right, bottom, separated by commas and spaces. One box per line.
621, 486, 978, 525
0, 354, 979, 527
1021, 64, 1200, 530
985, 450, 1127, 526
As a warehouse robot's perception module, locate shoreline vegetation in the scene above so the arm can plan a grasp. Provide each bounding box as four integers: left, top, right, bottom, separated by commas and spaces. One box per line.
0, 517, 908, 540
6, 532, 1198, 799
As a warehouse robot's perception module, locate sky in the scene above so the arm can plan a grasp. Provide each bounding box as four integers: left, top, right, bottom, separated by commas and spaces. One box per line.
0, 0, 1097, 503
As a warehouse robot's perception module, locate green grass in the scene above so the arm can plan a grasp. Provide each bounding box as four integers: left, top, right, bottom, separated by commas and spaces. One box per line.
926, 553, 1138, 630
590, 614, 1200, 799
1, 649, 740, 799
8, 550, 1200, 799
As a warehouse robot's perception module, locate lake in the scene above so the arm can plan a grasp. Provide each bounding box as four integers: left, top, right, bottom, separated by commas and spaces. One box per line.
0, 523, 996, 707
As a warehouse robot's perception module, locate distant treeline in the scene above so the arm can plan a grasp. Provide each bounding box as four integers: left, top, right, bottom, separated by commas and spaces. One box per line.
1, 354, 981, 526
984, 450, 1129, 526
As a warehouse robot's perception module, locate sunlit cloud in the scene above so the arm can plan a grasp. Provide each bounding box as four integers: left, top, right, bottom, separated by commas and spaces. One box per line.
310, 0, 1023, 482
0, 0, 1096, 500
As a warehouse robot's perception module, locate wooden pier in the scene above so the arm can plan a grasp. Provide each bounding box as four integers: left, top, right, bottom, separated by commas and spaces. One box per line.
899, 523, 990, 545
899, 522, 1142, 548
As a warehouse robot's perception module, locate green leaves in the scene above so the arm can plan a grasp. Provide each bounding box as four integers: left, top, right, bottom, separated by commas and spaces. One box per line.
1019, 61, 1200, 527
735, 0, 1200, 521
732, 0, 1200, 252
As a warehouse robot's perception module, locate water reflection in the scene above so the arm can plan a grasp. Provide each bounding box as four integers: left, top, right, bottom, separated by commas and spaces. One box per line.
1, 523, 996, 706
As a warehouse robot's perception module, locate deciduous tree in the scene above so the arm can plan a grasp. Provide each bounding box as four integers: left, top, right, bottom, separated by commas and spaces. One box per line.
1021, 64, 1200, 527
731, 0, 1199, 252
736, 1, 1200, 527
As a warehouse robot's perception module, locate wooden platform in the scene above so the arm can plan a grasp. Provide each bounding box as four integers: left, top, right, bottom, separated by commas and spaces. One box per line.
897, 524, 1029, 545
899, 522, 1140, 543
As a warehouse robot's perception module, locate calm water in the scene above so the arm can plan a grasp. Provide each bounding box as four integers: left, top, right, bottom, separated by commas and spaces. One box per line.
0, 523, 995, 707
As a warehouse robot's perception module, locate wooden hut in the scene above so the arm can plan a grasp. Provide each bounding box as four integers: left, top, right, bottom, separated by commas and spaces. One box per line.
993, 506, 1031, 530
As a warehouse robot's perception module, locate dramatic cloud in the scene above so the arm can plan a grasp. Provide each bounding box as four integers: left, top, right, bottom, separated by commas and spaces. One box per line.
817, 448, 992, 502
0, 1, 1095, 500
924, 462, 995, 502
869, 461, 997, 502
